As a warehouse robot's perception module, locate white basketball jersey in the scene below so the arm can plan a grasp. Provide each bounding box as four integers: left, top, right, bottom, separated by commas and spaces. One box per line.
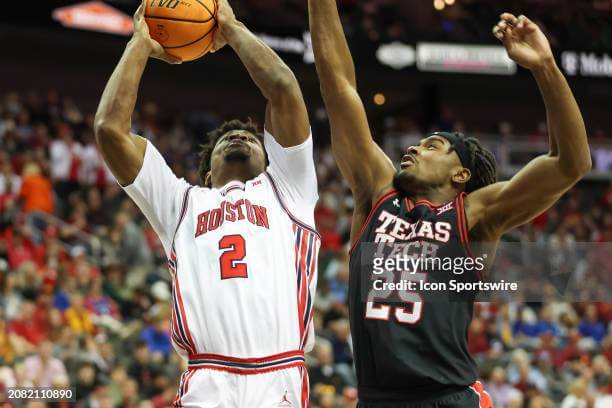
123, 131, 319, 362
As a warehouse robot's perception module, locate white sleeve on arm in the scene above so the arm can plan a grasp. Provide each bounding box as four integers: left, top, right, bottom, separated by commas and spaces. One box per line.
264, 129, 318, 223
121, 140, 190, 257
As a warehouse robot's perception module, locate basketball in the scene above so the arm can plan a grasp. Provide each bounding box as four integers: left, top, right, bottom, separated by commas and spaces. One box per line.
145, 0, 218, 62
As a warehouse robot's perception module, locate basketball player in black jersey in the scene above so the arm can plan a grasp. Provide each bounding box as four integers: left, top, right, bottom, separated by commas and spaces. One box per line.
309, 2, 591, 407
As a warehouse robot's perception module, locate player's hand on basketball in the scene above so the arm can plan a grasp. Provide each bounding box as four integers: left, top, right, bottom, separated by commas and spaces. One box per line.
493, 13, 555, 71
211, 0, 237, 53
132, 1, 182, 64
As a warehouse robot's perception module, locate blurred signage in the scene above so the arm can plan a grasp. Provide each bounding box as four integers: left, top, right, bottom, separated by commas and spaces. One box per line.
52, 1, 133, 36
416, 42, 516, 75
257, 32, 314, 63
376, 42, 416, 70
561, 51, 612, 78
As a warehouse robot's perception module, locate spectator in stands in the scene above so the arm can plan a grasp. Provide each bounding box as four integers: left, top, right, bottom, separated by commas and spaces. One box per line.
18, 162, 54, 215
140, 314, 172, 361
579, 304, 606, 344
309, 339, 347, 393
560, 378, 589, 408
64, 292, 95, 335
22, 340, 69, 387
486, 366, 523, 407
8, 300, 46, 347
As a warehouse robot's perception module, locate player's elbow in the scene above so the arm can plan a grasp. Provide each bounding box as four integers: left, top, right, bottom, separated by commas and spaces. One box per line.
93, 118, 123, 145
319, 77, 355, 104
555, 155, 592, 181
268, 68, 300, 101
574, 157, 592, 178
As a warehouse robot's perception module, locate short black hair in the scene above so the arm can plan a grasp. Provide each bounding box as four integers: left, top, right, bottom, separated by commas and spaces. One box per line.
453, 133, 498, 193
197, 119, 265, 184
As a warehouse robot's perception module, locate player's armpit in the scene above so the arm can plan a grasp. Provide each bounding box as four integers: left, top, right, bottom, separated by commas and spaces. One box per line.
465, 154, 588, 238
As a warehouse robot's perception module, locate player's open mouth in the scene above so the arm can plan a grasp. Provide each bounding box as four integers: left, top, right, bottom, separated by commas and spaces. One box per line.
227, 141, 248, 149
400, 154, 416, 168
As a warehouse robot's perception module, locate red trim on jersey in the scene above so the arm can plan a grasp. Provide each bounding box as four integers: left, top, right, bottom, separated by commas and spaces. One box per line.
173, 370, 188, 407
188, 361, 305, 375
349, 189, 399, 254
173, 274, 197, 355
300, 366, 310, 408
187, 350, 306, 374
455, 192, 474, 258
468, 381, 493, 408
167, 187, 199, 356
189, 349, 304, 363
297, 235, 308, 342
404, 197, 414, 211
170, 280, 193, 355
301, 233, 318, 349
171, 186, 194, 250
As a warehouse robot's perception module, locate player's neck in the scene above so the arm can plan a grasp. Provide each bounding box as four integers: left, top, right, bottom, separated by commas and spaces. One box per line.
210, 166, 258, 189
408, 188, 459, 206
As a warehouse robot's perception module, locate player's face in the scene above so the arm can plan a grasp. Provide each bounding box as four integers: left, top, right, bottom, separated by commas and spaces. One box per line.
210, 130, 267, 176
394, 136, 466, 193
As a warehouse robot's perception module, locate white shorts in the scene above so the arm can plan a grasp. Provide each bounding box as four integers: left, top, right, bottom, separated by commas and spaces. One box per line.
173, 351, 310, 408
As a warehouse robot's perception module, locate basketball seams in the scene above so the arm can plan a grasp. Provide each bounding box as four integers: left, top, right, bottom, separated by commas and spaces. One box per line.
193, 0, 216, 21
144, 15, 214, 24
163, 23, 216, 49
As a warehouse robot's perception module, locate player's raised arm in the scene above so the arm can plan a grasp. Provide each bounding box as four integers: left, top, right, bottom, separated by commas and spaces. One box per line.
308, 0, 395, 216
466, 14, 591, 238
94, 1, 180, 186
95, 2, 189, 256
212, 0, 309, 147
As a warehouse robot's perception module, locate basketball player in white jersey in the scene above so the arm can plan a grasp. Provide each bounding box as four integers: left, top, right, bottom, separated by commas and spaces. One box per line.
94, 1, 319, 406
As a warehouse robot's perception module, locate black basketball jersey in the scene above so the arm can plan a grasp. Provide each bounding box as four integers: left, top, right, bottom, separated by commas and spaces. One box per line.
348, 189, 480, 402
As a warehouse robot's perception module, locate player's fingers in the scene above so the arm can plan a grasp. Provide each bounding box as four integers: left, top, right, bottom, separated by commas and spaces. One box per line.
154, 53, 182, 65
517, 15, 537, 32
492, 25, 503, 41
134, 0, 145, 20
500, 13, 518, 26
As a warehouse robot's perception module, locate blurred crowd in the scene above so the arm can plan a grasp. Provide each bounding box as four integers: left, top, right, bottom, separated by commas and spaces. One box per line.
0, 89, 610, 408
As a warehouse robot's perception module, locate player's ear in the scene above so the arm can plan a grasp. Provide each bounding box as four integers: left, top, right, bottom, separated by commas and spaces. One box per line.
204, 171, 212, 188
451, 167, 471, 186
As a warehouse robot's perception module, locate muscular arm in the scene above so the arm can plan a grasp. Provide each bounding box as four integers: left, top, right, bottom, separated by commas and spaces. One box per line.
93, 37, 149, 186
467, 17, 591, 239
93, 3, 178, 186
308, 0, 395, 212
221, 18, 309, 146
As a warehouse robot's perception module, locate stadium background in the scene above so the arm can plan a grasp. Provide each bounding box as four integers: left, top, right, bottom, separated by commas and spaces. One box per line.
1, 0, 611, 406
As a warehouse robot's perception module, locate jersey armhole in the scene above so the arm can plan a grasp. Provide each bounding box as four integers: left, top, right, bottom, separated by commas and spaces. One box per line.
169, 186, 195, 260
349, 189, 399, 255
456, 192, 481, 279
263, 171, 320, 238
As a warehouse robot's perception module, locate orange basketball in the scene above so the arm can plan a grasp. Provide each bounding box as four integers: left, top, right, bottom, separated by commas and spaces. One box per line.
145, 0, 218, 62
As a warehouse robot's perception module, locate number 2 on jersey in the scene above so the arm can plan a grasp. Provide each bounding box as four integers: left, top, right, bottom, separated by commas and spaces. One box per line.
219, 235, 248, 279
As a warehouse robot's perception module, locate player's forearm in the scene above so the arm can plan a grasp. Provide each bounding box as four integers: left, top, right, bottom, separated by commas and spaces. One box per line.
308, 0, 356, 93
94, 36, 151, 136
222, 22, 298, 103
532, 61, 591, 177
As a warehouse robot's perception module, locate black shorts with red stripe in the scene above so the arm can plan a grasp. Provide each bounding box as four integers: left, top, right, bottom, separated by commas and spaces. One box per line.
357, 381, 492, 408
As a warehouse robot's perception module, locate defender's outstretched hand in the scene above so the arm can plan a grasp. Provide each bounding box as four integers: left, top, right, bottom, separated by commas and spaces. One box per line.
493, 13, 554, 71
132, 1, 181, 64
